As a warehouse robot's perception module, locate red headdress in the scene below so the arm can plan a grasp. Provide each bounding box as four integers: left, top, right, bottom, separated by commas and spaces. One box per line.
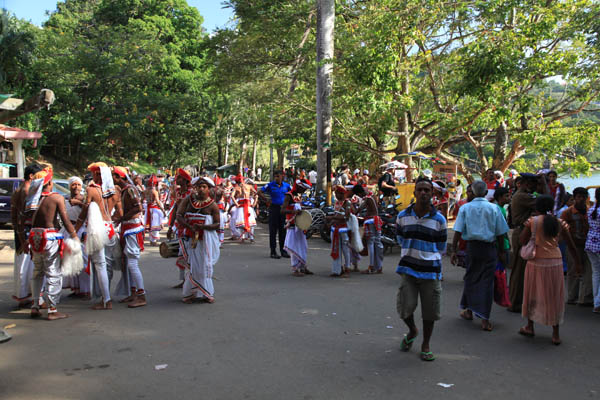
292, 178, 312, 192
334, 185, 347, 196
88, 162, 108, 172
33, 167, 53, 186
176, 168, 192, 182
113, 166, 128, 178
148, 174, 159, 187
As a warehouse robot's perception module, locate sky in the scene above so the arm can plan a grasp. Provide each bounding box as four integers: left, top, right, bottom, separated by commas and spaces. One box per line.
1, 0, 234, 31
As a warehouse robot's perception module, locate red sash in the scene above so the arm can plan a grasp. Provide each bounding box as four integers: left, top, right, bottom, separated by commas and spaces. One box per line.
239, 198, 251, 232
121, 222, 145, 252
184, 214, 206, 240
146, 204, 161, 231
330, 224, 347, 260
28, 228, 64, 257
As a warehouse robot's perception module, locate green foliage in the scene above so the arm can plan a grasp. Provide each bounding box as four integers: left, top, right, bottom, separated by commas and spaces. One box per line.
2, 0, 600, 178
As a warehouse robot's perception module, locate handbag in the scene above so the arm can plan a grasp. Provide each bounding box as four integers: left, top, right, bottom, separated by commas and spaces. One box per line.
519, 216, 537, 260
494, 269, 511, 307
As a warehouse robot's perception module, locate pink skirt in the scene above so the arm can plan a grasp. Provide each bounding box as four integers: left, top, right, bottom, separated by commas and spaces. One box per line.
522, 257, 565, 326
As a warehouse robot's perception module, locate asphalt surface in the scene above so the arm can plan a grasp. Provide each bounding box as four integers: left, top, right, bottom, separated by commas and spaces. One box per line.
0, 224, 599, 400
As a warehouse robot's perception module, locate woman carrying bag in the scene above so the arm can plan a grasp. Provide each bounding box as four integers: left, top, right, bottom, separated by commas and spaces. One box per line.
518, 195, 581, 345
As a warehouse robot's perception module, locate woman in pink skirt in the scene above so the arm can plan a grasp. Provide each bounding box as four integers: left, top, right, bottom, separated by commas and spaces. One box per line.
518, 195, 581, 345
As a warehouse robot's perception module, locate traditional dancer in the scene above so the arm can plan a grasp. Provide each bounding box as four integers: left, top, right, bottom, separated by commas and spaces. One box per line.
65, 176, 90, 299
167, 168, 192, 288
329, 186, 352, 278
228, 176, 241, 240
28, 167, 78, 320
348, 191, 362, 271
232, 178, 258, 242
113, 166, 147, 308
11, 163, 42, 308
282, 178, 312, 277
352, 184, 384, 274
144, 174, 166, 246
214, 187, 227, 244
75, 162, 119, 310
177, 177, 220, 304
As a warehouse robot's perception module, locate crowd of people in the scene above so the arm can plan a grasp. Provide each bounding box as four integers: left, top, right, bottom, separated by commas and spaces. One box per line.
10, 162, 266, 316
9, 161, 600, 362
449, 169, 600, 346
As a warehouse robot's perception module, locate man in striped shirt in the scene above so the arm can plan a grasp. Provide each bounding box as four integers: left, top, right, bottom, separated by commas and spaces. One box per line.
395, 177, 447, 362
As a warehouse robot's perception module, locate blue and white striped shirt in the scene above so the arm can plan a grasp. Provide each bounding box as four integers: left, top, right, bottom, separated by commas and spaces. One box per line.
395, 205, 447, 280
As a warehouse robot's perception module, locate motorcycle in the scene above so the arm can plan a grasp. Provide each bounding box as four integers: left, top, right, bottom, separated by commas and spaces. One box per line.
256, 195, 270, 224
379, 203, 399, 254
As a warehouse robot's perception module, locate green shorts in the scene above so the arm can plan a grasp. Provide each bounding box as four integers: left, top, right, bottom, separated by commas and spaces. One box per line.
396, 274, 442, 321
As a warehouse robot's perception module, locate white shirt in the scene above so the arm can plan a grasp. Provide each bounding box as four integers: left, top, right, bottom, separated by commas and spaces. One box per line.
308, 170, 317, 184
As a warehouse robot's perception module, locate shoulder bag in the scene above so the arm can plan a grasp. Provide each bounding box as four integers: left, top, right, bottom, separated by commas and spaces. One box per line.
520, 216, 537, 260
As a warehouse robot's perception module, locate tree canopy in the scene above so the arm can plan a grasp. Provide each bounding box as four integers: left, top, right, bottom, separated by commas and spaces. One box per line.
2, 0, 600, 177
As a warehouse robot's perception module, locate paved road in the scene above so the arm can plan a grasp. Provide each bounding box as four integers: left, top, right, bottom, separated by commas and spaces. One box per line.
0, 225, 599, 400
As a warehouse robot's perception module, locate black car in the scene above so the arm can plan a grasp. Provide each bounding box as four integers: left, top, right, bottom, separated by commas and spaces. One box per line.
0, 178, 70, 226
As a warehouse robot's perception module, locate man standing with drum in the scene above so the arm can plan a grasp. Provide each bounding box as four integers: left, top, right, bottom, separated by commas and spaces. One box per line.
113, 167, 147, 308
167, 168, 192, 288
282, 178, 313, 276
259, 170, 291, 259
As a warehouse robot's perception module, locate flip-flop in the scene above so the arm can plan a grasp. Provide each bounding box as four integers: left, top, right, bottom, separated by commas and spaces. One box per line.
400, 334, 417, 352
420, 351, 435, 361
482, 322, 493, 332
518, 327, 535, 337
460, 310, 473, 321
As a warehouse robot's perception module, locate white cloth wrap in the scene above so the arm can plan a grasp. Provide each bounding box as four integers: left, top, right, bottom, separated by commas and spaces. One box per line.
347, 213, 363, 253
61, 231, 84, 277
283, 203, 307, 270
13, 252, 34, 301
86, 202, 108, 255
182, 214, 220, 299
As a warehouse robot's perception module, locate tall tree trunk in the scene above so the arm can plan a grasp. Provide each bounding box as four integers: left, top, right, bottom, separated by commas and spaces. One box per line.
277, 147, 285, 170
492, 121, 509, 172
238, 135, 247, 175
316, 0, 335, 193
251, 136, 258, 176
224, 126, 232, 165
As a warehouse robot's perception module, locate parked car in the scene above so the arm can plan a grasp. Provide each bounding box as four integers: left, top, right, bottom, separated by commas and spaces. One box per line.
0, 178, 71, 226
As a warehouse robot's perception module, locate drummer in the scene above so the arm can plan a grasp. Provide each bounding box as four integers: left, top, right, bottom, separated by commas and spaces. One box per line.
352, 184, 384, 274
282, 178, 313, 277
328, 186, 352, 278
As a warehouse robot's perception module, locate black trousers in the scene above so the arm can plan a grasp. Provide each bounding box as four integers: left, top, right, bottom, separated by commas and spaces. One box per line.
269, 204, 286, 253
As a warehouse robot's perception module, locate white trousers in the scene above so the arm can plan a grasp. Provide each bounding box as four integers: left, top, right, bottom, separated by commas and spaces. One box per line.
31, 240, 62, 312
13, 252, 34, 301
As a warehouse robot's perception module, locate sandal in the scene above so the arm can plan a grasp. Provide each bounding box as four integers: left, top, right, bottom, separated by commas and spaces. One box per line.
182, 296, 195, 304
400, 334, 417, 352
292, 271, 305, 277
361, 267, 375, 274
482, 322, 493, 332
518, 327, 535, 337
460, 310, 473, 321
303, 268, 314, 275
420, 351, 435, 361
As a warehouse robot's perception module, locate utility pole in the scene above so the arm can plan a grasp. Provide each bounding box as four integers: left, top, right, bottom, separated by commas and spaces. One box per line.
316, 0, 334, 204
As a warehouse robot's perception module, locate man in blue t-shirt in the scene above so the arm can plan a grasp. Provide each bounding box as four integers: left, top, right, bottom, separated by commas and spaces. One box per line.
259, 170, 292, 259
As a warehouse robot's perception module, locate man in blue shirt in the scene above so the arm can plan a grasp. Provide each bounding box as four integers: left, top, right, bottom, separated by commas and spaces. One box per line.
259, 170, 292, 259
450, 180, 509, 331
395, 177, 447, 362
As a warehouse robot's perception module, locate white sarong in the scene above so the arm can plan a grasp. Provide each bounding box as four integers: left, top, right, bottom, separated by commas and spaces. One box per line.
182, 214, 220, 300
